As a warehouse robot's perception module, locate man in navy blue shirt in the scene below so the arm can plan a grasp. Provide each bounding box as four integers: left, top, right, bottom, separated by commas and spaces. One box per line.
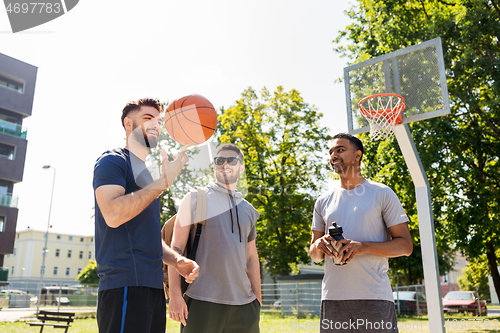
93, 97, 199, 333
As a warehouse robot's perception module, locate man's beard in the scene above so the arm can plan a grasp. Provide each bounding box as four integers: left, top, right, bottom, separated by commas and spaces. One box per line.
216, 170, 239, 185
132, 122, 158, 148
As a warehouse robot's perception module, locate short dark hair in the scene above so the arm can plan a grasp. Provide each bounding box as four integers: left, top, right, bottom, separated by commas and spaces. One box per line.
121, 98, 163, 127
332, 133, 364, 162
216, 143, 244, 161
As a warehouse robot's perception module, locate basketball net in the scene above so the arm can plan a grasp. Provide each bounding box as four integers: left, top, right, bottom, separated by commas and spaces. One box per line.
358, 93, 405, 141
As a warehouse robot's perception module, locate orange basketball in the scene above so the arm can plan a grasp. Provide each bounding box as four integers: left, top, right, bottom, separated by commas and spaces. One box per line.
164, 94, 218, 146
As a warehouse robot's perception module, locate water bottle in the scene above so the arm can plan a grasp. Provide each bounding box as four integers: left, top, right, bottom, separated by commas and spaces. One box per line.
328, 222, 345, 265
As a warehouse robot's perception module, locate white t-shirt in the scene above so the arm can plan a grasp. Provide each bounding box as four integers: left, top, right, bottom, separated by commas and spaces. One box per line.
312, 179, 408, 302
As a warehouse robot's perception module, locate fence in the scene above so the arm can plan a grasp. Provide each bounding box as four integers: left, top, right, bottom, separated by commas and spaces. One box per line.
393, 284, 427, 316
262, 282, 432, 317
0, 283, 98, 308
261, 281, 322, 316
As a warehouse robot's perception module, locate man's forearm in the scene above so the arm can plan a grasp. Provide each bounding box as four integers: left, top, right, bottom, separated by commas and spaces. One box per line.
108, 189, 163, 228
309, 244, 326, 263
162, 241, 181, 266
99, 179, 166, 228
362, 237, 413, 257
168, 265, 184, 298
247, 256, 261, 303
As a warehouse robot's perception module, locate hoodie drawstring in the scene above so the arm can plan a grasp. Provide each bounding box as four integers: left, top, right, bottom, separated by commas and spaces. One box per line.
227, 192, 242, 242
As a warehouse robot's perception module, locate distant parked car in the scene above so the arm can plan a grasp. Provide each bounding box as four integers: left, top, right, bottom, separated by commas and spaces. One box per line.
0, 289, 27, 296
443, 291, 487, 316
40, 286, 77, 306
393, 291, 428, 316
52, 296, 70, 306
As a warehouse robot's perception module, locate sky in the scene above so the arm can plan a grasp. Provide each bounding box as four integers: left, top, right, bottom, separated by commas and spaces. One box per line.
1, 0, 354, 236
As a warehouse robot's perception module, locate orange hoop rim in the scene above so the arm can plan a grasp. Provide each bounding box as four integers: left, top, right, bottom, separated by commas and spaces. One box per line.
358, 93, 406, 119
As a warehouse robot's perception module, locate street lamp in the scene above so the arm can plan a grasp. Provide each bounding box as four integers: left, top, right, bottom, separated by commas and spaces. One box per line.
36, 165, 55, 314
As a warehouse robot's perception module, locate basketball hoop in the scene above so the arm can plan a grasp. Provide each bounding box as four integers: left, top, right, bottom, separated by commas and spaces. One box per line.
358, 93, 405, 140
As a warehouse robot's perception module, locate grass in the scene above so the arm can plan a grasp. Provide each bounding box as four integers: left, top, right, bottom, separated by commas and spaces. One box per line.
0, 313, 97, 333
1, 311, 499, 333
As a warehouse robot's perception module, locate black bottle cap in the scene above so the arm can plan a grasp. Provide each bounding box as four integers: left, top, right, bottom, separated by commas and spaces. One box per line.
328, 222, 343, 236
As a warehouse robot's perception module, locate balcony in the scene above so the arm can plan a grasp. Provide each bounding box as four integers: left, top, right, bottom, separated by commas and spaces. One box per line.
0, 193, 18, 208
0, 120, 26, 139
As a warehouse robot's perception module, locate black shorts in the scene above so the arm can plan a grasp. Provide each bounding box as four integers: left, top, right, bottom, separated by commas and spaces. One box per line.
180, 296, 260, 333
320, 300, 398, 333
97, 286, 165, 333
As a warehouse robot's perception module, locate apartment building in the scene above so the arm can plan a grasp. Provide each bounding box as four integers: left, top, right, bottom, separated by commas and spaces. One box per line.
3, 229, 95, 291
0, 53, 38, 286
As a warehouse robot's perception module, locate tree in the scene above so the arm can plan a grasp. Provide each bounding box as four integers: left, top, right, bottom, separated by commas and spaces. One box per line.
362, 134, 455, 285
457, 257, 491, 300
77, 260, 99, 286
333, 0, 500, 289
217, 86, 332, 277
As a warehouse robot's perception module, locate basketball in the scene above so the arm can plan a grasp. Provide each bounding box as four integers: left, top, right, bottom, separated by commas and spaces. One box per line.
164, 94, 218, 146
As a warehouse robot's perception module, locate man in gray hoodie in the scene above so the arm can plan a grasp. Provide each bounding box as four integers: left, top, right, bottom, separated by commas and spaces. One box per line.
168, 143, 261, 333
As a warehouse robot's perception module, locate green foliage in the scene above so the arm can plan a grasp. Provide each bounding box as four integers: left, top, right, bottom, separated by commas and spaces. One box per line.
217, 86, 332, 277
334, 0, 500, 286
361, 132, 454, 285
77, 260, 99, 286
457, 257, 491, 300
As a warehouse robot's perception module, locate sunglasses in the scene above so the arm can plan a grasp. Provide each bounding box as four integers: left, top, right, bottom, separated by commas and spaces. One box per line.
214, 157, 242, 166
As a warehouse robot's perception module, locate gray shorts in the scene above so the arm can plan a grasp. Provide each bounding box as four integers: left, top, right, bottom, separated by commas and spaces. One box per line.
320, 300, 398, 333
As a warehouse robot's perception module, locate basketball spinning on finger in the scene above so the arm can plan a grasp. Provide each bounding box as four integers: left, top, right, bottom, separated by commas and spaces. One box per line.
164, 94, 218, 146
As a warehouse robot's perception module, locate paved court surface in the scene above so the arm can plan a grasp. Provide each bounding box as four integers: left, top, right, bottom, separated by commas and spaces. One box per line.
0, 306, 96, 322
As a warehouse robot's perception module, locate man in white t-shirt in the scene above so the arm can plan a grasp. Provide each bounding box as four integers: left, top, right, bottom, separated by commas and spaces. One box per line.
309, 133, 413, 333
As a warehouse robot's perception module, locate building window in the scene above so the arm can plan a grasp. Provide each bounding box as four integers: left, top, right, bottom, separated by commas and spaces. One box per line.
0, 112, 23, 138
53, 266, 58, 276
0, 142, 15, 160
91, 238, 93, 243
69, 236, 73, 241
55, 249, 60, 257
10, 266, 14, 275
88, 251, 92, 259
13, 248, 16, 256
65, 267, 71, 276
77, 268, 82, 276
0, 112, 18, 125
0, 182, 11, 208
0, 216, 5, 232
80, 237, 84, 242
67, 250, 72, 258
79, 251, 83, 259
0, 72, 24, 93
57, 235, 61, 240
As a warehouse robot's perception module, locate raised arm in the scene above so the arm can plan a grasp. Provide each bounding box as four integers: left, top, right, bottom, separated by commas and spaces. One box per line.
96, 148, 188, 228
95, 184, 163, 228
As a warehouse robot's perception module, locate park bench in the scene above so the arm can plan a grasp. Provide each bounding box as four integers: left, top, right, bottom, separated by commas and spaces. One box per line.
26, 310, 75, 333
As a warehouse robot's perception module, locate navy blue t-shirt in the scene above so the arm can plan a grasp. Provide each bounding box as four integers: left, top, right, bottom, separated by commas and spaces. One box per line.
93, 148, 163, 291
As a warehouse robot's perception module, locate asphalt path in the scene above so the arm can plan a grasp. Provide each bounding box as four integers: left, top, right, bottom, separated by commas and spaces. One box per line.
0, 306, 96, 322
488, 307, 500, 317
